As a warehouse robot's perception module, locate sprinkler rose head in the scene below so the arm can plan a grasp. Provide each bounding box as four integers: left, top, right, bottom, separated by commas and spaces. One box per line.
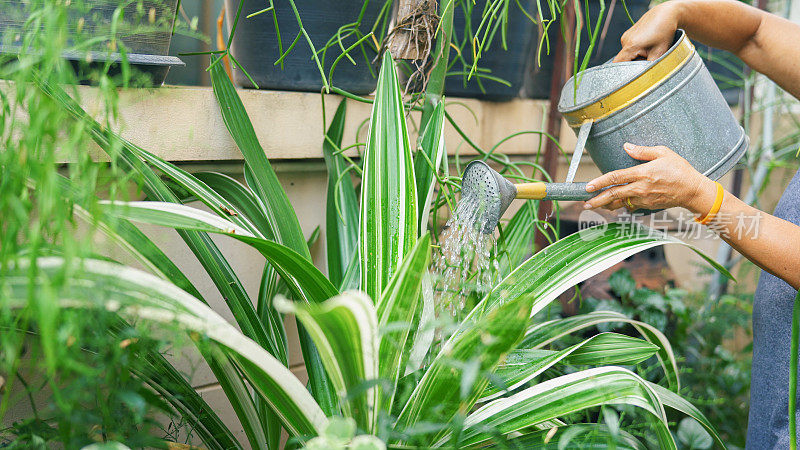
461, 160, 517, 234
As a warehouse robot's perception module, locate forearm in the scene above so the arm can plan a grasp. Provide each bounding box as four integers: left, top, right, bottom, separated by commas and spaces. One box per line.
664, 0, 763, 54
665, 0, 800, 98
689, 178, 800, 289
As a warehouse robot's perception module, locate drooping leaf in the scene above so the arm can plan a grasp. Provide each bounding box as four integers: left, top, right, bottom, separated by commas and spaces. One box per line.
439, 367, 675, 449
38, 79, 282, 447
275, 291, 378, 432
360, 52, 418, 302
487, 423, 646, 449
322, 99, 359, 289
647, 382, 726, 449
6, 257, 328, 441
484, 223, 732, 320
377, 233, 431, 416
522, 310, 681, 390
449, 223, 731, 391
209, 61, 337, 413
194, 171, 275, 241
99, 201, 338, 304
480, 333, 658, 402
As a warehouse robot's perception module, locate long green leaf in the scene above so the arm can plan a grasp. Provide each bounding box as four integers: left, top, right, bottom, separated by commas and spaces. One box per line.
209, 57, 308, 258
193, 171, 287, 368
440, 367, 675, 448
38, 79, 276, 449
194, 171, 275, 241
481, 333, 658, 402
208, 61, 336, 415
111, 198, 336, 416
6, 258, 328, 440
414, 101, 446, 232
322, 99, 359, 289
130, 334, 241, 450
124, 146, 265, 238
360, 52, 418, 302
646, 382, 727, 449
449, 223, 731, 391
488, 423, 646, 449
484, 223, 732, 319
377, 233, 431, 417
522, 311, 681, 390
276, 292, 378, 432
99, 201, 338, 304
563, 332, 659, 366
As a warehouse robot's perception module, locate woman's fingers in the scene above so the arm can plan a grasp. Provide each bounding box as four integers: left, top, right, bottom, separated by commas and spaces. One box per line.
613, 46, 646, 62
586, 166, 643, 192
584, 183, 643, 210
624, 143, 671, 161
603, 198, 629, 211
586, 144, 674, 193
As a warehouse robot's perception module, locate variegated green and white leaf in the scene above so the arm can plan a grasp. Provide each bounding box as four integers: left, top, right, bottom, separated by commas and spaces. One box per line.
394, 293, 533, 439
480, 333, 658, 402
5, 258, 327, 440
377, 233, 431, 416
484, 223, 731, 320
449, 223, 730, 390
488, 423, 646, 449
276, 292, 379, 432
98, 201, 338, 304
522, 310, 681, 390
438, 366, 675, 449
360, 52, 418, 302
647, 382, 726, 449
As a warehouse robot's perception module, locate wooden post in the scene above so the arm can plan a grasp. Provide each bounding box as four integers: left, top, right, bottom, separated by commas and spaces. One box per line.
537, 3, 577, 315
536, 3, 574, 250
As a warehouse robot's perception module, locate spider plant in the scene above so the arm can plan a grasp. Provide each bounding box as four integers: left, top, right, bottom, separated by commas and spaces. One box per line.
17, 48, 736, 449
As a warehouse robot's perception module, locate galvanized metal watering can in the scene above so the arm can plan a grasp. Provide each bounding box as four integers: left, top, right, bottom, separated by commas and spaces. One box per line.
463, 30, 748, 232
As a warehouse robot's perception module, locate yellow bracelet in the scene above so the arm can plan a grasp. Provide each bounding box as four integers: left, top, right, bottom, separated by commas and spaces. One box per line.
695, 181, 724, 225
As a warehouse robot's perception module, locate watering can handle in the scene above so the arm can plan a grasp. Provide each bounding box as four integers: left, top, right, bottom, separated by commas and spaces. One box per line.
565, 120, 593, 184
515, 182, 599, 201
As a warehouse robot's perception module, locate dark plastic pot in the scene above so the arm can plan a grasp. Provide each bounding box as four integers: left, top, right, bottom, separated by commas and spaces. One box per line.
0, 0, 183, 86
224, 0, 381, 93
524, 0, 649, 99
443, 0, 538, 101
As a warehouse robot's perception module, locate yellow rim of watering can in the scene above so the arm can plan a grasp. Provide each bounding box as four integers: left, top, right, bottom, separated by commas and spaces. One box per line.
562, 33, 695, 127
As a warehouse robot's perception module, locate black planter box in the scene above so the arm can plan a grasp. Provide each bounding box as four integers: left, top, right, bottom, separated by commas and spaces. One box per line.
443, 0, 538, 101
224, 0, 382, 94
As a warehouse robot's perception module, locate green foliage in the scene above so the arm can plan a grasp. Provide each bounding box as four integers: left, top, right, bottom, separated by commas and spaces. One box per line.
0, 0, 191, 447
580, 268, 752, 447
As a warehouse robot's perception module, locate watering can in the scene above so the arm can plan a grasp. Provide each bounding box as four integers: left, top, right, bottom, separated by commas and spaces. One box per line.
462, 30, 748, 233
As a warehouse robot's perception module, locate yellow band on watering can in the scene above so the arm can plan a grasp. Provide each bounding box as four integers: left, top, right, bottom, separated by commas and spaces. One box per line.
562, 34, 695, 127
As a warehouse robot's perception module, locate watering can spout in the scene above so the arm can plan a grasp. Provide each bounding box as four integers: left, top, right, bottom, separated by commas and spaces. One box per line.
461, 161, 597, 234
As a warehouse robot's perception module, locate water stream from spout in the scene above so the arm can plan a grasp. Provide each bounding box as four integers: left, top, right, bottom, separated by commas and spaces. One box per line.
432, 187, 499, 319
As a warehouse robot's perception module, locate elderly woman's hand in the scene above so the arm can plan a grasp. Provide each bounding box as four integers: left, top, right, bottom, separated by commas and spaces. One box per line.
583, 143, 717, 214
614, 2, 681, 62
